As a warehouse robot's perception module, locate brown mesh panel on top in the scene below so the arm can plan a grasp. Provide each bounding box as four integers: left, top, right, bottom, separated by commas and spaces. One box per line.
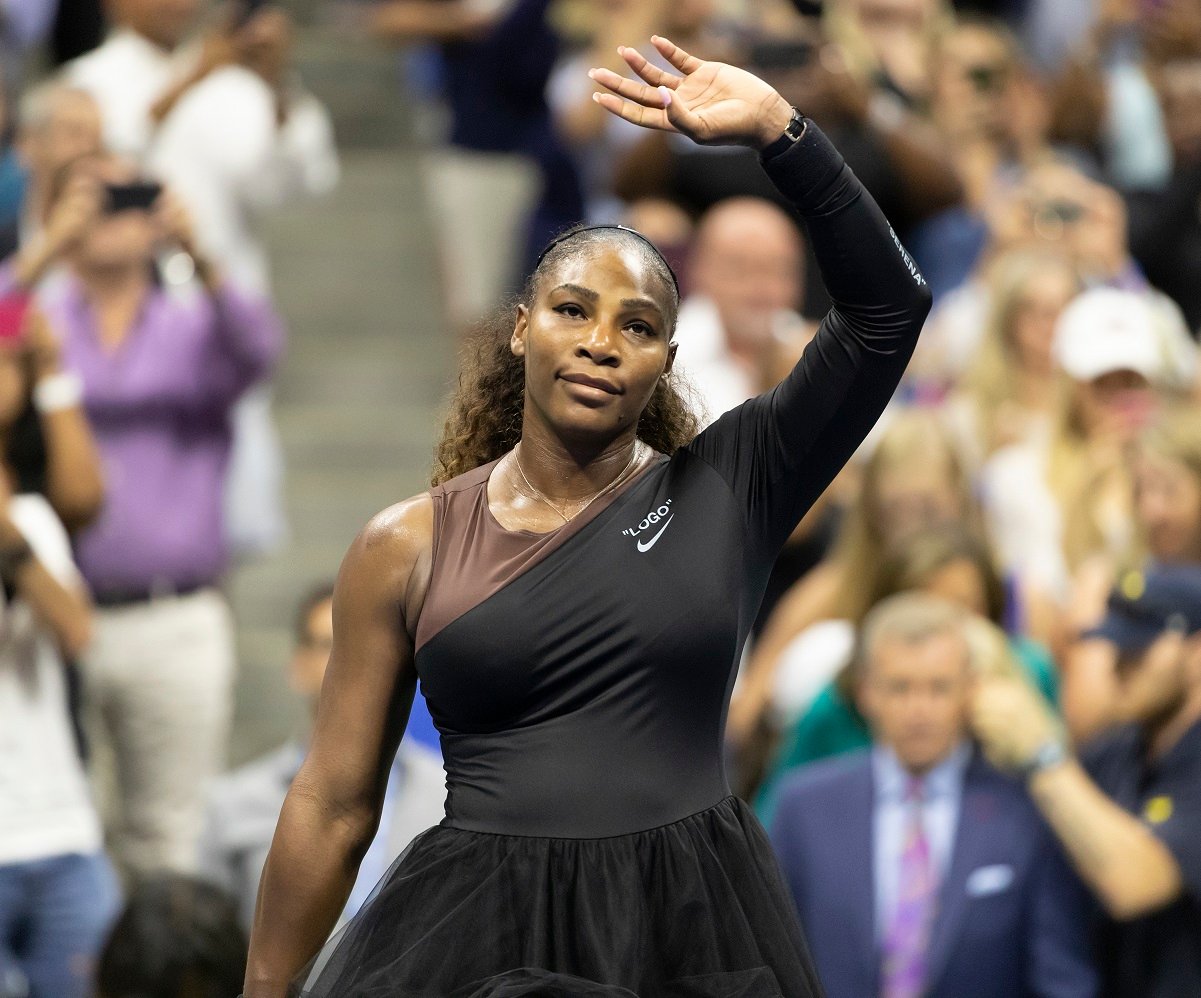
414, 456, 653, 655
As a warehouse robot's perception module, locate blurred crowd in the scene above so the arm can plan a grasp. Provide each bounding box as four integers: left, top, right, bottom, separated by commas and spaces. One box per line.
1, 0, 1200, 994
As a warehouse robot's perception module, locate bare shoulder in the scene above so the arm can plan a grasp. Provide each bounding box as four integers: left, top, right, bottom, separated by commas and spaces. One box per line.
339, 492, 435, 636
354, 492, 434, 563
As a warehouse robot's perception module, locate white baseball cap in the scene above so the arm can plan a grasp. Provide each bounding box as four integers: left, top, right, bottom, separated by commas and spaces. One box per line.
1052, 288, 1165, 383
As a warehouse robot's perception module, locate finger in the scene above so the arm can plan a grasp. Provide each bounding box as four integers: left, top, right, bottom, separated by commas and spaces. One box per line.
617, 45, 682, 89
589, 67, 669, 107
591, 92, 678, 134
650, 35, 702, 75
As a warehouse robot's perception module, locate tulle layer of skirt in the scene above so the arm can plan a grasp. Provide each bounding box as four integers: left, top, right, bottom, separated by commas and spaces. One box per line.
294, 795, 824, 998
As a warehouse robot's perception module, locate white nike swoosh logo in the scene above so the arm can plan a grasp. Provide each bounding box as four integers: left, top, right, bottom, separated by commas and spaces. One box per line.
636, 515, 674, 553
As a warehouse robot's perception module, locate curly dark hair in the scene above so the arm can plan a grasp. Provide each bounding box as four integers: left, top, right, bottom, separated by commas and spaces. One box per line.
432, 227, 699, 486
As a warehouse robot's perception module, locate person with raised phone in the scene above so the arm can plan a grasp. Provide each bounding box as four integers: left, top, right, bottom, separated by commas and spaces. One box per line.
17, 154, 284, 880
244, 35, 931, 997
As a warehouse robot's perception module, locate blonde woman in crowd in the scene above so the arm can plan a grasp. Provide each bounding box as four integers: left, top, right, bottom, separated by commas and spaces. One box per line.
1063, 406, 1201, 743
944, 249, 1080, 467
728, 410, 976, 755
754, 524, 1058, 822
980, 286, 1192, 650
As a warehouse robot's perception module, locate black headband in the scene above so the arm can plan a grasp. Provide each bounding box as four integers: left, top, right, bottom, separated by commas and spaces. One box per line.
533, 223, 681, 298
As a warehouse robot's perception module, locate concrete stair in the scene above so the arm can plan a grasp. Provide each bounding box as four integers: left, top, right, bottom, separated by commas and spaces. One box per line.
225, 34, 455, 763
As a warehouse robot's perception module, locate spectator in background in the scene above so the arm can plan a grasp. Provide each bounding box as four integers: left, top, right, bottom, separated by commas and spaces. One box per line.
771, 593, 1097, 998
3, 83, 103, 266
548, 0, 676, 223
0, 76, 22, 232
63, 0, 338, 288
674, 196, 811, 424
943, 249, 1080, 468
65, 0, 339, 558
908, 15, 1052, 298
1046, 0, 1201, 191
199, 584, 446, 932
973, 565, 1201, 998
915, 159, 1196, 394
731, 411, 975, 752
1063, 406, 1201, 744
1127, 54, 1201, 334
95, 874, 246, 998
28, 155, 282, 877
0, 0, 59, 92
0, 306, 117, 998
756, 526, 1060, 823
981, 287, 1193, 643
369, 0, 583, 328
822, 0, 950, 109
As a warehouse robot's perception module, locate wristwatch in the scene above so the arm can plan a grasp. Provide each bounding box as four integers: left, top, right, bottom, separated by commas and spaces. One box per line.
1020, 739, 1070, 779
761, 106, 807, 160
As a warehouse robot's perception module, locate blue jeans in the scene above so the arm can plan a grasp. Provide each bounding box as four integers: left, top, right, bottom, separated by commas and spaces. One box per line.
0, 852, 121, 998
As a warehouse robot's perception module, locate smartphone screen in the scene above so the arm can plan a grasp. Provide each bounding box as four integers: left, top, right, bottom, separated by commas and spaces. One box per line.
104, 182, 162, 214
0, 294, 31, 344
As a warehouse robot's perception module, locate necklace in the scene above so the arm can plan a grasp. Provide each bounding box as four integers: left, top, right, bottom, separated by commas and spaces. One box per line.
513, 442, 642, 523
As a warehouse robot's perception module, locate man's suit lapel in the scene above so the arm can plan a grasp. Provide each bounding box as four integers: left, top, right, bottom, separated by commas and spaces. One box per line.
923, 753, 993, 993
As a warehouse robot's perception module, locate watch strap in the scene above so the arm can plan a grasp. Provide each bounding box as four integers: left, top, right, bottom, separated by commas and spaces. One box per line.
1021, 739, 1069, 779
761, 107, 807, 161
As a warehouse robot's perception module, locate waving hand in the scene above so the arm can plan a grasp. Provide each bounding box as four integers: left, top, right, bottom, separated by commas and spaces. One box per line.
589, 35, 793, 151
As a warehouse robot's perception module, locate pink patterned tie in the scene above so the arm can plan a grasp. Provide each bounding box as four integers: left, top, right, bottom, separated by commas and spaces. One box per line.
881, 777, 937, 998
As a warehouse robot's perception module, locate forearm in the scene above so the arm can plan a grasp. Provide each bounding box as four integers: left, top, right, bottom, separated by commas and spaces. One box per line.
369, 0, 494, 43
1061, 640, 1121, 744
8, 558, 92, 658
763, 121, 929, 316
38, 404, 106, 533
150, 64, 215, 126
10, 235, 61, 290
756, 123, 930, 490
1028, 759, 1181, 919
245, 781, 376, 996
869, 105, 964, 217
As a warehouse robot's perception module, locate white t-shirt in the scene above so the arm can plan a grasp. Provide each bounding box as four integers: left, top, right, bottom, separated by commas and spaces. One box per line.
0, 494, 102, 864
65, 27, 340, 293
980, 440, 1070, 599
770, 619, 856, 728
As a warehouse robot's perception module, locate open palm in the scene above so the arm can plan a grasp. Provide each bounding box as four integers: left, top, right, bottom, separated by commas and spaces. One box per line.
590, 36, 791, 150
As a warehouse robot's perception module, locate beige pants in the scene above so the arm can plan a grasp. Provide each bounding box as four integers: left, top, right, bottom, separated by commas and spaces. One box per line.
83, 589, 236, 877
421, 148, 540, 330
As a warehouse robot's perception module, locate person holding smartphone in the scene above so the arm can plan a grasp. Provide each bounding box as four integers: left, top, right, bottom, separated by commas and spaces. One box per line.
4, 154, 284, 879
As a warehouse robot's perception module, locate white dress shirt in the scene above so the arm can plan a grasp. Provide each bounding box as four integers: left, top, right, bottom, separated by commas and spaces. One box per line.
872, 742, 971, 941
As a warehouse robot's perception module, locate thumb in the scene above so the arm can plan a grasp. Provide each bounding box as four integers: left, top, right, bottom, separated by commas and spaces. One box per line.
657, 85, 700, 136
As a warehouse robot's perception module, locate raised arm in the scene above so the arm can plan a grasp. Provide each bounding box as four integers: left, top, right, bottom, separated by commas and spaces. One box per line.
243, 496, 432, 997
594, 40, 932, 550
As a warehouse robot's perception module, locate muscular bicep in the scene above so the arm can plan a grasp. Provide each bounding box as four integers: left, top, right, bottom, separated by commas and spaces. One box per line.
296, 498, 432, 831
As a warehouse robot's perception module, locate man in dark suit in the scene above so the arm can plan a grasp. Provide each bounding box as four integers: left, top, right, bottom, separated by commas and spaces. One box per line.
770, 593, 1097, 998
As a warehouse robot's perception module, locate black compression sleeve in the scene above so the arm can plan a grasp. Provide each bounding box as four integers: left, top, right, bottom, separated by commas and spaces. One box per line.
685, 121, 932, 558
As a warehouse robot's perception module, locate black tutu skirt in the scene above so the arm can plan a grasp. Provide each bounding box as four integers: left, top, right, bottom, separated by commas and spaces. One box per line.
293, 796, 824, 998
